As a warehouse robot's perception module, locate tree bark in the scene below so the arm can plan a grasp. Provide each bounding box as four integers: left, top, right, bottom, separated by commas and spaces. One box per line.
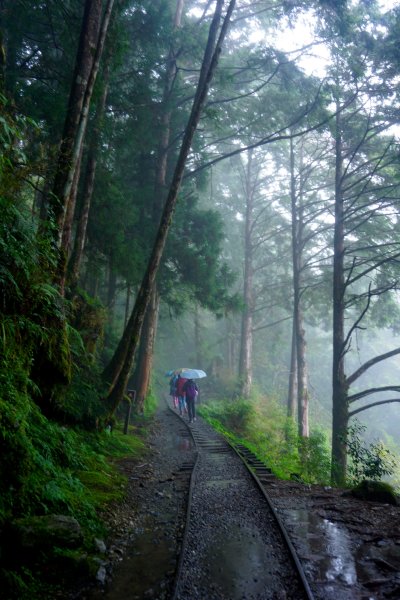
49, 0, 102, 235
51, 0, 115, 293
107, 257, 117, 330
68, 56, 111, 290
238, 150, 254, 398
194, 303, 202, 367
132, 288, 160, 414
124, 284, 131, 328
225, 317, 236, 374
60, 143, 84, 280
331, 106, 348, 486
288, 137, 309, 435
103, 0, 236, 417
287, 318, 297, 419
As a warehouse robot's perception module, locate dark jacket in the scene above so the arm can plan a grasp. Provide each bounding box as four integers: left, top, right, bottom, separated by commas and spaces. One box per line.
183, 379, 198, 399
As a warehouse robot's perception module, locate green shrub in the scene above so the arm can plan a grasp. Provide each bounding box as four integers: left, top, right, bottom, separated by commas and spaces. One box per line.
345, 420, 396, 485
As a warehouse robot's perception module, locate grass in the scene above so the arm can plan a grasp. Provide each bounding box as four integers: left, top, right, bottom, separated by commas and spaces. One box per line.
198, 395, 332, 484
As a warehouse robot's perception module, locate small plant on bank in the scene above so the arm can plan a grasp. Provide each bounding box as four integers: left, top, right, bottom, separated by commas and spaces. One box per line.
345, 420, 396, 485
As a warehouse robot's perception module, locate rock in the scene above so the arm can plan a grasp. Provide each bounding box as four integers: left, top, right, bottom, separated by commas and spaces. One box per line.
94, 537, 107, 554
11, 514, 84, 552
96, 565, 107, 585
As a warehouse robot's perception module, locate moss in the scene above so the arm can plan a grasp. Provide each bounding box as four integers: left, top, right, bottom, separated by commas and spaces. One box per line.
70, 290, 106, 355
351, 479, 399, 505
76, 470, 126, 505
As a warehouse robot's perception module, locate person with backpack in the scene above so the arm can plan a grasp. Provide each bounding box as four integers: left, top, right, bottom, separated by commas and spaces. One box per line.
183, 378, 198, 424
176, 374, 188, 416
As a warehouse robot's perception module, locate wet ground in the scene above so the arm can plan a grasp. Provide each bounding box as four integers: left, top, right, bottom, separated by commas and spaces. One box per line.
268, 480, 400, 599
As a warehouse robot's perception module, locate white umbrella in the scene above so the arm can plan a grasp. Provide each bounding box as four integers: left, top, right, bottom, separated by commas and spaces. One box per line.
178, 368, 206, 379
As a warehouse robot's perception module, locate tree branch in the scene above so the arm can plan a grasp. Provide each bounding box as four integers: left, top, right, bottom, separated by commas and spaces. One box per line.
347, 347, 400, 386
348, 386, 400, 403
349, 398, 400, 417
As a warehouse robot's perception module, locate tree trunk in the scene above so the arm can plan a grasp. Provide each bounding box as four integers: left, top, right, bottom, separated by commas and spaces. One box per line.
0, 28, 5, 94
67, 32, 112, 290
50, 0, 115, 293
132, 288, 160, 414
108, 0, 186, 402
60, 143, 84, 287
194, 304, 202, 367
128, 0, 186, 404
124, 284, 131, 328
49, 0, 102, 235
296, 312, 309, 437
289, 137, 309, 437
287, 319, 297, 419
226, 318, 235, 375
102, 0, 236, 418
331, 106, 348, 485
238, 150, 254, 398
107, 258, 117, 330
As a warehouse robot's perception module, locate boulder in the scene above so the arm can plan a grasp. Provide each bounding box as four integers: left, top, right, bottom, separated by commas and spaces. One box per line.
11, 514, 84, 552
351, 480, 399, 506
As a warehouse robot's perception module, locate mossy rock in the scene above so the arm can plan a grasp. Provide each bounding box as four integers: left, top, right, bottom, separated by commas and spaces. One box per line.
351, 480, 399, 506
10, 514, 84, 554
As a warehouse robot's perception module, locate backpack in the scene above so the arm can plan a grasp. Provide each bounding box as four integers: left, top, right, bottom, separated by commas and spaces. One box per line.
185, 381, 197, 399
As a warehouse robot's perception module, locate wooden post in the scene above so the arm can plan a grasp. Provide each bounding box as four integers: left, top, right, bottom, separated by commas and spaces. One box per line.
123, 390, 136, 434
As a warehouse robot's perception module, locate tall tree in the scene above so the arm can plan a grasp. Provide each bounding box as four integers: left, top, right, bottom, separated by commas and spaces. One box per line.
48, 0, 115, 292
131, 0, 185, 412
103, 0, 237, 418
238, 150, 255, 398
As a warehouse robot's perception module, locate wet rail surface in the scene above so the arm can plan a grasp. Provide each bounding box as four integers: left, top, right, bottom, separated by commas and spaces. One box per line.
170, 406, 314, 600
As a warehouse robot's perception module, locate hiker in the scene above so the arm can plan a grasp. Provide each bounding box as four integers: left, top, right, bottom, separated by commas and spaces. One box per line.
176, 375, 188, 416
183, 378, 198, 424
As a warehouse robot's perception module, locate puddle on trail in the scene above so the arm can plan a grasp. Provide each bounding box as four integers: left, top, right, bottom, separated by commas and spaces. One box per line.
283, 508, 361, 599
91, 515, 176, 600
205, 524, 277, 599
89, 432, 192, 599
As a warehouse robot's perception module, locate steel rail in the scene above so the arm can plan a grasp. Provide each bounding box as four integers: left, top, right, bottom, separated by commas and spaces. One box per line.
166, 399, 199, 600
228, 441, 316, 600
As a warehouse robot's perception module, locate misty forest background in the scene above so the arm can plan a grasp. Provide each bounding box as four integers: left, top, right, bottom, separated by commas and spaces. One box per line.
2, 0, 400, 589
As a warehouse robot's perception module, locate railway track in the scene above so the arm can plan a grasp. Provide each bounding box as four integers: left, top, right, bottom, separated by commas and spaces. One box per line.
168, 404, 315, 600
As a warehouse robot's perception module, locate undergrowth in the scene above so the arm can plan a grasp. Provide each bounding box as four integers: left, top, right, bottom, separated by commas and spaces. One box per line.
199, 395, 331, 484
